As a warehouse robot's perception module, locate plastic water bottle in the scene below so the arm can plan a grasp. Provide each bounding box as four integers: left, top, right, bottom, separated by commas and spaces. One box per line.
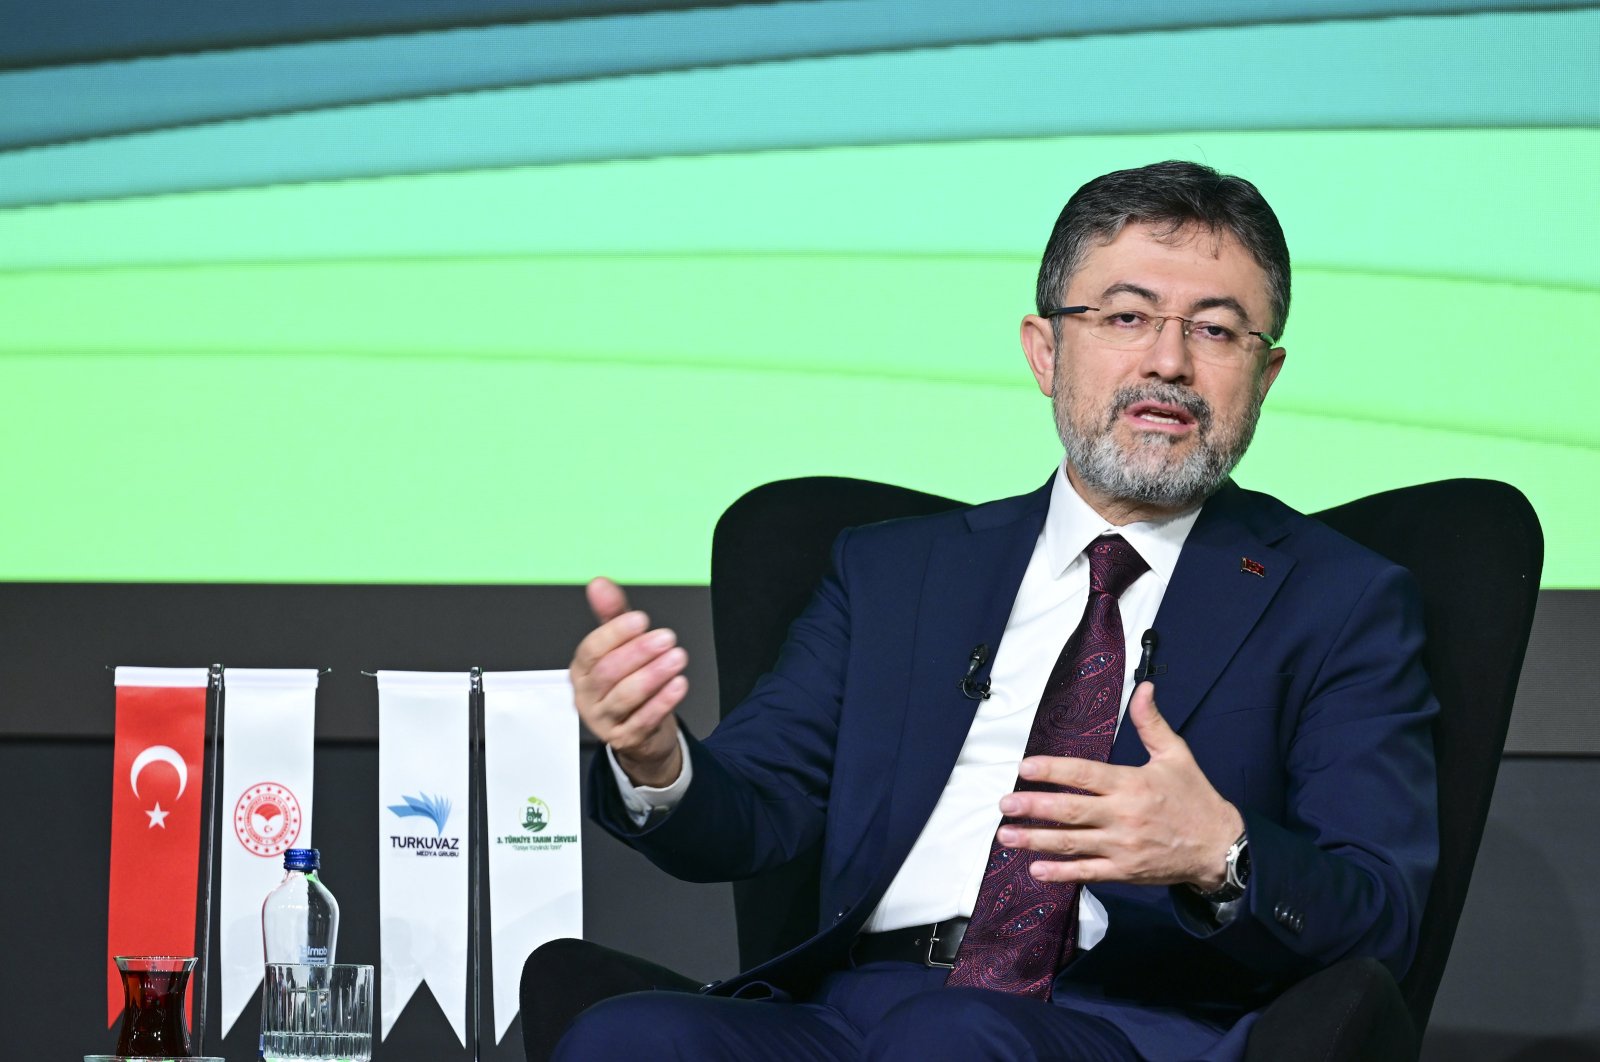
262, 848, 340, 966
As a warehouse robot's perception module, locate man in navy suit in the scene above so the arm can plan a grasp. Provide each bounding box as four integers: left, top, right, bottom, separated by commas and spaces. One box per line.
552, 161, 1438, 1060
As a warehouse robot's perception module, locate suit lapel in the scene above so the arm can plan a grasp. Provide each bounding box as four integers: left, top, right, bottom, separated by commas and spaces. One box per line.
1110, 481, 1295, 765
835, 481, 1051, 898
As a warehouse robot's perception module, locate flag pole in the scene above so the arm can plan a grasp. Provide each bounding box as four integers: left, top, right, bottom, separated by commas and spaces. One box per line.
469, 666, 485, 1062
193, 663, 225, 1051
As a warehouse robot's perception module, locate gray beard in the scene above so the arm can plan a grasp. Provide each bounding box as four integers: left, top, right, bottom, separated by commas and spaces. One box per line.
1055, 380, 1263, 512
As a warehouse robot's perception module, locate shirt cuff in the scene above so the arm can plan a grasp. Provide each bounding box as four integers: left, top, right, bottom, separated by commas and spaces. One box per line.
1210, 895, 1244, 925
1077, 887, 1109, 950
606, 728, 692, 828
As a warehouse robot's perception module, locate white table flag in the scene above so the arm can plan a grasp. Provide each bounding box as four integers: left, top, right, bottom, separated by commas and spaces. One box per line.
483, 670, 583, 1043
377, 670, 471, 1046
217, 667, 320, 1037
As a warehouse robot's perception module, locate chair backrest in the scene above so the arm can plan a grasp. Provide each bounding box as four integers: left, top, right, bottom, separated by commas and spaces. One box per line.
710, 476, 966, 970
709, 476, 1543, 1030
1309, 479, 1542, 1030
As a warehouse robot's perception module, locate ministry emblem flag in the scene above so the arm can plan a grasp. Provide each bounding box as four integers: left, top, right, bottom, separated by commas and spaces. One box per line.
217, 668, 319, 1037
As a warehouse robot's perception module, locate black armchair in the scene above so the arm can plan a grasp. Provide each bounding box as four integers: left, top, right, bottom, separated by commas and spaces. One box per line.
707, 476, 1542, 1061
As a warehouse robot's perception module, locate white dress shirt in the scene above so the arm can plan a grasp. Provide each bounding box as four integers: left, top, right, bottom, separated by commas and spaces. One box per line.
611, 463, 1201, 950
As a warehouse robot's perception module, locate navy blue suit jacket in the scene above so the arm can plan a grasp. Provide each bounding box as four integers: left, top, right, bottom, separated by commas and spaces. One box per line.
592, 478, 1439, 1060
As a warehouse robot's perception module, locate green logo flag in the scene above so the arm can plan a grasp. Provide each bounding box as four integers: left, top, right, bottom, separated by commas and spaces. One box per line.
483, 670, 583, 1045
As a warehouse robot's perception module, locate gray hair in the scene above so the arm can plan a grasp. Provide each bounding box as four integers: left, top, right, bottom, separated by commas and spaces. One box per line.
1036, 161, 1291, 340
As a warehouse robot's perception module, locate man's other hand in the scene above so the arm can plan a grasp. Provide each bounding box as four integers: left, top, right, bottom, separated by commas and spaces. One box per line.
995, 682, 1245, 890
571, 577, 688, 789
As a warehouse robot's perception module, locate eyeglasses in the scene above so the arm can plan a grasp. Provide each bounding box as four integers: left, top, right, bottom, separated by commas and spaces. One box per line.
1045, 305, 1276, 365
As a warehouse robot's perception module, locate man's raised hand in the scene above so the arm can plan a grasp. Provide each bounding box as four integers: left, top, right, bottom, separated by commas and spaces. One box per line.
994, 682, 1244, 890
570, 577, 689, 789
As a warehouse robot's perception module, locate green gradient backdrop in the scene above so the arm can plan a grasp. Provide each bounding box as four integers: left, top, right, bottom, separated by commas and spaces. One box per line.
1, 17, 1596, 587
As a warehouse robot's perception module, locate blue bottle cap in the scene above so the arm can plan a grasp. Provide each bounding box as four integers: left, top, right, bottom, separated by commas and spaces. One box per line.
283, 848, 320, 871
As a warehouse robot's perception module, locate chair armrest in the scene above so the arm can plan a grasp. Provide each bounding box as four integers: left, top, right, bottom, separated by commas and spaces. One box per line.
1245, 957, 1419, 1062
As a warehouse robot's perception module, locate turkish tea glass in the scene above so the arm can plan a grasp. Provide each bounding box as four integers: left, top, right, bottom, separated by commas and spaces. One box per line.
111, 955, 194, 1058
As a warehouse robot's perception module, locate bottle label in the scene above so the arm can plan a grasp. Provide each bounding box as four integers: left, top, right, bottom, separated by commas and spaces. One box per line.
300, 944, 331, 965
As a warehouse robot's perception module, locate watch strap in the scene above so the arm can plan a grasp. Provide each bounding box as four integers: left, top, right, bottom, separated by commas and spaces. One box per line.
1190, 829, 1249, 903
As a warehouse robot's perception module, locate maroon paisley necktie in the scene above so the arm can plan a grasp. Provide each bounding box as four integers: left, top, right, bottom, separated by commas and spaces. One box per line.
946, 534, 1149, 999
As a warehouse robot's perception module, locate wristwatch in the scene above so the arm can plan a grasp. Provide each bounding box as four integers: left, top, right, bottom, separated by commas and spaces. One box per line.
1191, 830, 1250, 903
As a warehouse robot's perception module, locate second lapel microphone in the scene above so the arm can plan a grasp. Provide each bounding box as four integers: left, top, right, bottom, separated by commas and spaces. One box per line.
1134, 628, 1166, 681
958, 643, 992, 700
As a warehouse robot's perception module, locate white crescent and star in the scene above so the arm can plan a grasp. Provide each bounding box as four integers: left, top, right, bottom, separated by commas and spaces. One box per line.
130, 745, 188, 829
130, 745, 188, 800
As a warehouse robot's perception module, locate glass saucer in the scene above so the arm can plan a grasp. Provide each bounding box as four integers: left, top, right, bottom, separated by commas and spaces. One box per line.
85, 1056, 226, 1061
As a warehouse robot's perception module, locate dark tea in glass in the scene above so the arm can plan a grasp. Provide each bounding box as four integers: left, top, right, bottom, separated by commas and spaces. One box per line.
113, 955, 194, 1057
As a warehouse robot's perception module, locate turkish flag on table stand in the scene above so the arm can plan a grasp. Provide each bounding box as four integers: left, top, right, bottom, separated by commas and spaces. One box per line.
106, 667, 211, 1028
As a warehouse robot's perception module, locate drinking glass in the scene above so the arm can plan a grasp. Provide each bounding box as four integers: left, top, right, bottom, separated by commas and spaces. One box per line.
260, 963, 374, 1062
111, 955, 194, 1057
